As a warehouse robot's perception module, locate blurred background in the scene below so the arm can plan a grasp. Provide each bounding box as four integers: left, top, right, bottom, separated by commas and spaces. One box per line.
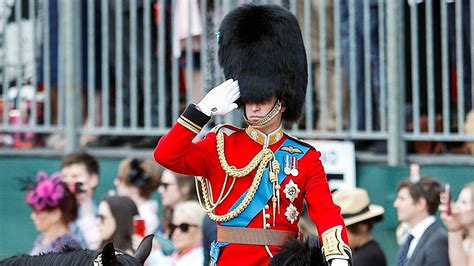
0, 0, 472, 265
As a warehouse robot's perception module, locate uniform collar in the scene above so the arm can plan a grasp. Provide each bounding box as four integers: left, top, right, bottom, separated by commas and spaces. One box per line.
245, 124, 284, 146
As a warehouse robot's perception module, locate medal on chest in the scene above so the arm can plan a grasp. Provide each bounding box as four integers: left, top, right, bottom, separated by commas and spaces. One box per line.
283, 179, 300, 224
283, 155, 299, 177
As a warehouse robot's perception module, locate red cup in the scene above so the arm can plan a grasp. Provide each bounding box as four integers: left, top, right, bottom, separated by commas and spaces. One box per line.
134, 216, 146, 237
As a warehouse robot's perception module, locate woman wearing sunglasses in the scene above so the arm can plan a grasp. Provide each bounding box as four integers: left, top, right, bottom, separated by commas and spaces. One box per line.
157, 169, 198, 234
148, 201, 205, 265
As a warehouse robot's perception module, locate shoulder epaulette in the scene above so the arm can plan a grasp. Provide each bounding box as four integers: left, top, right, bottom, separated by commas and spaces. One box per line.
210, 124, 244, 134
284, 133, 316, 151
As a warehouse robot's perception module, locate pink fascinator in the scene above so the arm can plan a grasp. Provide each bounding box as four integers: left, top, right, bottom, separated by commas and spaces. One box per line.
26, 171, 65, 211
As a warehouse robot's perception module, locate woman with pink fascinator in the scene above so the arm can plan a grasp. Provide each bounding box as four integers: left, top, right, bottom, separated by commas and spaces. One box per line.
26, 171, 81, 255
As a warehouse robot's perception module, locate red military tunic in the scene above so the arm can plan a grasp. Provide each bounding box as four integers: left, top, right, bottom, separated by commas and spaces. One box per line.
154, 105, 350, 265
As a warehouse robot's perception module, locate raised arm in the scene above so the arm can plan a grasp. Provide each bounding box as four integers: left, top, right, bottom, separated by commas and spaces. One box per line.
154, 79, 240, 177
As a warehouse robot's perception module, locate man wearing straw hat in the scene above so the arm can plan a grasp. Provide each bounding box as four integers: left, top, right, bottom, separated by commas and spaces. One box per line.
154, 4, 351, 266
333, 187, 387, 265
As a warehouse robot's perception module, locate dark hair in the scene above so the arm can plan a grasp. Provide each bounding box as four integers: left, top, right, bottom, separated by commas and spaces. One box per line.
347, 215, 383, 234
398, 176, 443, 215
57, 183, 78, 224
117, 158, 163, 199
61, 152, 100, 176
100, 196, 139, 252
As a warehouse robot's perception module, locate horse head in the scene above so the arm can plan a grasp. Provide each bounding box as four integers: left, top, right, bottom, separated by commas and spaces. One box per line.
93, 234, 154, 265
0, 234, 154, 265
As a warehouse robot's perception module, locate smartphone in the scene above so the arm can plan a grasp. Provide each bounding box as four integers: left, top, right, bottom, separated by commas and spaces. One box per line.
445, 184, 451, 215
134, 216, 146, 237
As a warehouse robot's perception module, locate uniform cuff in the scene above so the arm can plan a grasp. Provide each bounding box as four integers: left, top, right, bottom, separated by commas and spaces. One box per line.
177, 104, 211, 133
321, 225, 352, 262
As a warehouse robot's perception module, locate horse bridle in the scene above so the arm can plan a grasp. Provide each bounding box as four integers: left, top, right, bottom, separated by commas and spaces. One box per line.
92, 251, 124, 266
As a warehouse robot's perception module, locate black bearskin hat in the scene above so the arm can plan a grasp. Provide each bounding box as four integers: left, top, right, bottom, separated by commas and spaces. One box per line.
218, 4, 308, 123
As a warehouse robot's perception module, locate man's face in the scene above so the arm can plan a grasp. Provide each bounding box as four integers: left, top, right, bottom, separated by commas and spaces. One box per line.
61, 163, 98, 203
245, 97, 278, 123
244, 96, 285, 131
393, 187, 420, 226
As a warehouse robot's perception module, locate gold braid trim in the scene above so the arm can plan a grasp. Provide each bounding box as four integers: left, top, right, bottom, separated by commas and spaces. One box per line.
196, 131, 274, 222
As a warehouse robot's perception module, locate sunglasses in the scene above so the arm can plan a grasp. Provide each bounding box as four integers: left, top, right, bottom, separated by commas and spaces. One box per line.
159, 182, 178, 190
169, 223, 198, 236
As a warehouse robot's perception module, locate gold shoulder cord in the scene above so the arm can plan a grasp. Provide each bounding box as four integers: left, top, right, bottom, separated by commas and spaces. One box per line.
196, 131, 276, 222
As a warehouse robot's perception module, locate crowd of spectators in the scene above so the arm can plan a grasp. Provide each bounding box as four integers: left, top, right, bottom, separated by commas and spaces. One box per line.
2, 151, 471, 266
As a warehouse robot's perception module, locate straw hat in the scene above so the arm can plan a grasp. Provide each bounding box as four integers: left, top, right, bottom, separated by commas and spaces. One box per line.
332, 188, 385, 226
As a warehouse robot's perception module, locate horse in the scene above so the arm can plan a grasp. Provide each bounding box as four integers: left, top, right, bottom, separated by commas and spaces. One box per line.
0, 235, 153, 265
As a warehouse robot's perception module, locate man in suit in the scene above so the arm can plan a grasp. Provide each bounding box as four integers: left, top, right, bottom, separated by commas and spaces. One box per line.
393, 176, 449, 266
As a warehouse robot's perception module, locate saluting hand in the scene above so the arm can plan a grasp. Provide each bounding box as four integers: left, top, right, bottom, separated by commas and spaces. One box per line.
197, 79, 240, 116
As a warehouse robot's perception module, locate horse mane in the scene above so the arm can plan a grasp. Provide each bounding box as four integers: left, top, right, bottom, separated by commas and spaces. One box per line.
1, 249, 91, 266
0, 249, 140, 266
1, 234, 154, 266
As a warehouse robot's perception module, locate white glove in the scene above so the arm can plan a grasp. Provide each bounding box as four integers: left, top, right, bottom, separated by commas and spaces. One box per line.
197, 79, 240, 116
331, 259, 349, 266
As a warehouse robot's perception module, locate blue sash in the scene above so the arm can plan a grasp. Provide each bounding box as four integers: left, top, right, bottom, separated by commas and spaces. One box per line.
209, 138, 310, 265
221, 138, 309, 227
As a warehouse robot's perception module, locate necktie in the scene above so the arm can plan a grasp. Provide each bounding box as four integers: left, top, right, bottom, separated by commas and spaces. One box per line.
397, 234, 414, 266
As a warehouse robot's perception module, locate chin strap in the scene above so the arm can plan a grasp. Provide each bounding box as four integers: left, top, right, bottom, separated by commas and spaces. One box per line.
243, 100, 282, 128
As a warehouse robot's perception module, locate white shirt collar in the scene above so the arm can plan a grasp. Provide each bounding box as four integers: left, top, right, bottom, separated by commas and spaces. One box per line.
410, 215, 436, 239
407, 215, 436, 258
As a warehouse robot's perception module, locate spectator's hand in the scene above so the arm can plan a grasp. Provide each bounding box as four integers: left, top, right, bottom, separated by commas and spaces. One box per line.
197, 79, 240, 116
440, 211, 462, 232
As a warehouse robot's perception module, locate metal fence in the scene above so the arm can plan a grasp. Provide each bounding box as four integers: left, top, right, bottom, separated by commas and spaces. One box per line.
0, 0, 473, 165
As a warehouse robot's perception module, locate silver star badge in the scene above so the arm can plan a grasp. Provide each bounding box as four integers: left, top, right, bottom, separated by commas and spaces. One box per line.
283, 179, 300, 203
284, 203, 299, 224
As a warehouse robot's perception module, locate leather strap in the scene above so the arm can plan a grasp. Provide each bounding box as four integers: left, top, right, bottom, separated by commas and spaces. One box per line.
217, 226, 297, 246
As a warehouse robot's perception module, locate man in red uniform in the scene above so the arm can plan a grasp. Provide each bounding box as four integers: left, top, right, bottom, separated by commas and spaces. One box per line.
154, 4, 352, 266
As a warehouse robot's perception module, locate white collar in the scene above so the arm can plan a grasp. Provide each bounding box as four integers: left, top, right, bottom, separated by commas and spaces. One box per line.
410, 216, 436, 239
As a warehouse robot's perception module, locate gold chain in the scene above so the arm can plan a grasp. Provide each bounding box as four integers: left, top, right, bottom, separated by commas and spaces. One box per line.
217, 131, 271, 177
197, 131, 274, 222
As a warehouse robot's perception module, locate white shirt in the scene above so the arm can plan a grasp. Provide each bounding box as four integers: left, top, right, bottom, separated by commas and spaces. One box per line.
407, 215, 436, 258
77, 200, 101, 250
147, 246, 204, 266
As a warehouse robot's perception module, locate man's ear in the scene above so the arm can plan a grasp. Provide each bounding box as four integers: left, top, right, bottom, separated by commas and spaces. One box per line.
417, 197, 428, 211
90, 173, 99, 189
280, 100, 286, 113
